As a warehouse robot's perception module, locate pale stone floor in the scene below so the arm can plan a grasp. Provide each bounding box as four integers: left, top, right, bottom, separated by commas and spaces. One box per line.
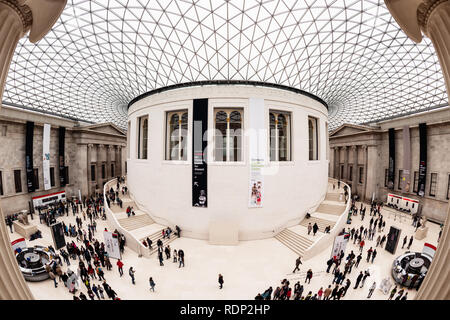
8, 203, 441, 300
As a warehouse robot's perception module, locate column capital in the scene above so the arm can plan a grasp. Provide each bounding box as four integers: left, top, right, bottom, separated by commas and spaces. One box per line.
0, 0, 32, 31
361, 145, 368, 150
97, 144, 104, 149
87, 143, 94, 148
351, 145, 358, 150
417, 0, 449, 34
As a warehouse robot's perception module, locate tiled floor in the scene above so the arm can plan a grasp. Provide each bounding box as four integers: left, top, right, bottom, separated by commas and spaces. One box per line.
8, 202, 440, 300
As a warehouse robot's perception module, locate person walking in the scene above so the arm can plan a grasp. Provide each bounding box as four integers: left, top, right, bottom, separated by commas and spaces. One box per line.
360, 270, 370, 288
149, 277, 155, 292
178, 249, 185, 267
402, 236, 407, 249
129, 267, 135, 284
388, 286, 397, 300
367, 281, 376, 298
312, 223, 319, 236
117, 259, 124, 276
307, 223, 312, 235
323, 285, 332, 300
218, 274, 224, 289
366, 247, 373, 262
326, 257, 334, 273
407, 236, 414, 250
305, 269, 313, 284
371, 249, 377, 263
359, 239, 365, 253
292, 257, 302, 273
355, 253, 362, 268
354, 271, 363, 289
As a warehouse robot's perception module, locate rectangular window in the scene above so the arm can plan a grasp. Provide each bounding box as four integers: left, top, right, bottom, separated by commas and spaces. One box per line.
269, 111, 291, 161
50, 167, 55, 187
340, 165, 344, 179
111, 163, 115, 178
359, 166, 364, 184
91, 164, 96, 181
33, 168, 39, 190
214, 109, 243, 162
308, 116, 319, 160
137, 116, 148, 159
0, 171, 3, 195
447, 174, 450, 200
429, 173, 438, 197
348, 165, 353, 181
14, 170, 22, 193
413, 171, 419, 193
398, 170, 403, 190
1, 125, 6, 136
127, 121, 131, 159
102, 164, 106, 179
166, 110, 188, 161
384, 169, 389, 187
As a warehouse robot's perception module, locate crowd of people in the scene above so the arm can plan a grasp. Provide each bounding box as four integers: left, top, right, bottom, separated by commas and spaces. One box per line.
254, 192, 423, 300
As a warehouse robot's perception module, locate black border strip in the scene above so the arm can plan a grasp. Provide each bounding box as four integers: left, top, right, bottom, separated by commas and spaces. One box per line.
127, 80, 328, 110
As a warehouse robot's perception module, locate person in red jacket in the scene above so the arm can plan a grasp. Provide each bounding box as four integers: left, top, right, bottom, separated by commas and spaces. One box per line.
117, 259, 124, 277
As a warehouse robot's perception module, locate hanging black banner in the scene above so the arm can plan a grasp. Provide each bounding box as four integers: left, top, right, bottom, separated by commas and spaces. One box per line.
25, 121, 35, 192
387, 128, 395, 189
192, 99, 208, 207
417, 123, 427, 197
59, 127, 67, 187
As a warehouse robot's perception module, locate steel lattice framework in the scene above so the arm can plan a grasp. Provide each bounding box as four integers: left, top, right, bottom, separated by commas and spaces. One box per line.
3, 0, 448, 129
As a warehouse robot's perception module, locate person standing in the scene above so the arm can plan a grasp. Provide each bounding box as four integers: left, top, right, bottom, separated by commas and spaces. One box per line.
292, 257, 302, 273
367, 281, 376, 298
359, 239, 365, 253
342, 279, 351, 297
218, 274, 224, 289
326, 257, 334, 273
388, 286, 397, 300
360, 270, 370, 288
371, 249, 377, 263
117, 259, 124, 276
355, 253, 362, 268
323, 285, 332, 300
158, 249, 164, 266
366, 247, 373, 262
178, 249, 185, 267
149, 277, 155, 292
307, 223, 312, 235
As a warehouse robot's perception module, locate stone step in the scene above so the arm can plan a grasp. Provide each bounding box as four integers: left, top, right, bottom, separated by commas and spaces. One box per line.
299, 216, 336, 233
117, 214, 154, 231
316, 203, 346, 216
325, 193, 343, 202
139, 229, 177, 255
275, 229, 313, 257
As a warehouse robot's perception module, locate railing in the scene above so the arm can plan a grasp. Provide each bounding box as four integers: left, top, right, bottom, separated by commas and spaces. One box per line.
103, 178, 152, 258
302, 177, 351, 260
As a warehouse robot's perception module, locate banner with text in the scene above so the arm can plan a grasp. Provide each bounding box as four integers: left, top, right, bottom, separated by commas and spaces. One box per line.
387, 128, 395, 189
401, 125, 411, 192
25, 121, 35, 192
104, 231, 121, 260
330, 233, 350, 259
43, 124, 51, 190
248, 98, 266, 208
192, 99, 208, 207
417, 123, 427, 197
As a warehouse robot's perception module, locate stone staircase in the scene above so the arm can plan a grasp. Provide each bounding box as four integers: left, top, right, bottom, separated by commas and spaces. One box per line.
299, 216, 336, 232
325, 192, 344, 202
275, 229, 314, 257
315, 202, 346, 215
117, 213, 154, 231
139, 229, 177, 256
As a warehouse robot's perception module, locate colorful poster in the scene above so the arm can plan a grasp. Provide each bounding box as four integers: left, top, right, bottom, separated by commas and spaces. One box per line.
104, 231, 121, 260
43, 124, 51, 190
248, 98, 266, 208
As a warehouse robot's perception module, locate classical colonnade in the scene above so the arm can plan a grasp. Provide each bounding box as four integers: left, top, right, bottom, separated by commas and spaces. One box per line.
0, 0, 448, 300
86, 143, 122, 194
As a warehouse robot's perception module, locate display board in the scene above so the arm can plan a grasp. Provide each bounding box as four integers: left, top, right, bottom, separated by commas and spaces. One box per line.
43, 124, 51, 190
32, 190, 66, 208
50, 222, 66, 250
387, 128, 395, 189
417, 123, 427, 197
330, 233, 350, 258
104, 231, 121, 259
11, 238, 27, 254
248, 98, 266, 208
192, 98, 208, 207
400, 125, 411, 192
25, 121, 35, 192
385, 226, 401, 254
387, 193, 419, 214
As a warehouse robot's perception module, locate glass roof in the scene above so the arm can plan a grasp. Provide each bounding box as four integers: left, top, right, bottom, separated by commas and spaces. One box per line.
4, 0, 448, 130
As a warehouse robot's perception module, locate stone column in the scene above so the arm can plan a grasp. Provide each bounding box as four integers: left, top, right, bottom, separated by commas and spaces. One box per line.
342, 146, 348, 181
352, 145, 358, 194
335, 147, 341, 179
0, 0, 66, 301
385, 0, 450, 300
96, 144, 103, 189
329, 145, 335, 178
86, 143, 93, 195
115, 145, 122, 176
361, 145, 368, 201
106, 145, 112, 179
